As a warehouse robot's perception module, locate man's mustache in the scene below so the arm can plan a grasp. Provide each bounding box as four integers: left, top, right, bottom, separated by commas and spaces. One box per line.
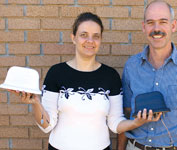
149, 31, 166, 37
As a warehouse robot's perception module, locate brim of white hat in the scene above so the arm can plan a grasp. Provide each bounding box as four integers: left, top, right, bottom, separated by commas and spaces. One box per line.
0, 83, 42, 95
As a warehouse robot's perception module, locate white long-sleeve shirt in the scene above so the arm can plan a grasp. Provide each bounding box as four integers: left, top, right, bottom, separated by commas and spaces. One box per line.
37, 62, 126, 150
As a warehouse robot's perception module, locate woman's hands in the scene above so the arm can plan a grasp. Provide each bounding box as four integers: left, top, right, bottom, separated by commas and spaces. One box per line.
8, 90, 40, 104
117, 109, 162, 134
133, 109, 162, 127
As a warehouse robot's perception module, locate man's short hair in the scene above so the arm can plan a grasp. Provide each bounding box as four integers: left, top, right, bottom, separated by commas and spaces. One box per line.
144, 0, 175, 21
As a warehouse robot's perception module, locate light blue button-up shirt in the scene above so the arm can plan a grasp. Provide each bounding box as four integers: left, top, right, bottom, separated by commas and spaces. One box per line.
122, 43, 177, 147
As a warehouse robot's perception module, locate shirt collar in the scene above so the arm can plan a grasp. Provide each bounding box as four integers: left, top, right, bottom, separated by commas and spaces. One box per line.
140, 43, 177, 65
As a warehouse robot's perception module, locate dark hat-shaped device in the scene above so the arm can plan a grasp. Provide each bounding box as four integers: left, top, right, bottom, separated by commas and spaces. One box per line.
132, 91, 170, 117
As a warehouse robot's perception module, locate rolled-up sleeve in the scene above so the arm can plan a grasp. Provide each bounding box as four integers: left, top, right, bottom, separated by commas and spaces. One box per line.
107, 94, 126, 133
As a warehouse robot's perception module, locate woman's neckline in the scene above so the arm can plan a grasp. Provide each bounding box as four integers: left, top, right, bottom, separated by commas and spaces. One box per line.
65, 61, 103, 73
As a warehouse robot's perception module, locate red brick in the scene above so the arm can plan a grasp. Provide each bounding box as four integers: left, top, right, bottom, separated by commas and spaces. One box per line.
0, 31, 24, 42
12, 139, 42, 149
148, 0, 177, 6
78, 0, 109, 5
0, 67, 8, 79
0, 104, 8, 115
30, 127, 49, 138
172, 32, 177, 44
9, 92, 21, 103
132, 32, 147, 44
112, 44, 143, 55
0, 6, 23, 17
9, 43, 40, 55
62, 31, 73, 43
41, 67, 50, 80
131, 7, 144, 18
0, 19, 5, 29
43, 0, 73, 4
117, 68, 123, 77
102, 18, 110, 30
102, 31, 129, 43
0, 56, 25, 67
98, 44, 110, 55
111, 137, 117, 150
27, 31, 60, 42
113, 0, 144, 5
8, 0, 40, 4
112, 19, 142, 31
175, 9, 177, 20
0, 104, 28, 115
26, 6, 58, 17
41, 18, 74, 30
43, 139, 49, 150
0, 79, 5, 85
0, 92, 8, 103
61, 55, 74, 62
0, 116, 9, 126
0, 139, 8, 149
39, 79, 44, 89
29, 56, 60, 67
96, 7, 129, 18
0, 127, 28, 138
0, 1, 5, 4
39, 78, 45, 87
43, 43, 75, 55
9, 104, 29, 115
10, 115, 36, 126
8, 18, 40, 30
0, 44, 6, 54
61, 7, 95, 17
97, 56, 129, 68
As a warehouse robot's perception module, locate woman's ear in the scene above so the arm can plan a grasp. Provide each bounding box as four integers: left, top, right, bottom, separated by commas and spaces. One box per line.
71, 34, 76, 44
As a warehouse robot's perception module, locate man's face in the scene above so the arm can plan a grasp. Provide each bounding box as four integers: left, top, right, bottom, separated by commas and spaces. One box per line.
142, 2, 176, 50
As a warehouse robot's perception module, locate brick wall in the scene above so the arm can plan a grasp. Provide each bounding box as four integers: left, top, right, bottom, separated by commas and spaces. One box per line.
0, 0, 176, 150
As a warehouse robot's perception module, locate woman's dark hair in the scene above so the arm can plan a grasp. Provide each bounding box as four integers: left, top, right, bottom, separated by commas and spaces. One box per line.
72, 12, 104, 36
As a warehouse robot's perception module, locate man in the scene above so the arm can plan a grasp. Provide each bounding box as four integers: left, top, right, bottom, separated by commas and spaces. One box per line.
118, 0, 177, 150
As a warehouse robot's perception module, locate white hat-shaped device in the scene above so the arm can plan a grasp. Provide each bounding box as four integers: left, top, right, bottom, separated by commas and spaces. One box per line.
0, 66, 42, 95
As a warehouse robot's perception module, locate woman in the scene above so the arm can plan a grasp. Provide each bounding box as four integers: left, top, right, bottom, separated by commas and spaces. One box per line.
11, 12, 161, 150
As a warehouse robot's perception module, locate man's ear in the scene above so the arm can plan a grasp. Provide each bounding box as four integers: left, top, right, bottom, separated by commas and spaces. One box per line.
142, 21, 145, 33
172, 19, 177, 33
71, 34, 76, 44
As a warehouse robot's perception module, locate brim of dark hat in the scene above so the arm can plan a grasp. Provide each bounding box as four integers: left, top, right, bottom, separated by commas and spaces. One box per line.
132, 108, 170, 118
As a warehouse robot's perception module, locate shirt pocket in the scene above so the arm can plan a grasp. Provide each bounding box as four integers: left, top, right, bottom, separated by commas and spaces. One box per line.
167, 85, 177, 110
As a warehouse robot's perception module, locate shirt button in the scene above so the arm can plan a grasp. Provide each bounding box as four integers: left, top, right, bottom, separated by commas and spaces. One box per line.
149, 139, 152, 142
152, 68, 155, 71
151, 128, 154, 131
155, 82, 159, 86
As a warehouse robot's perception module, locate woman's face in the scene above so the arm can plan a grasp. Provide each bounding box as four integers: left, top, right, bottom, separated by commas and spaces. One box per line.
71, 20, 102, 59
